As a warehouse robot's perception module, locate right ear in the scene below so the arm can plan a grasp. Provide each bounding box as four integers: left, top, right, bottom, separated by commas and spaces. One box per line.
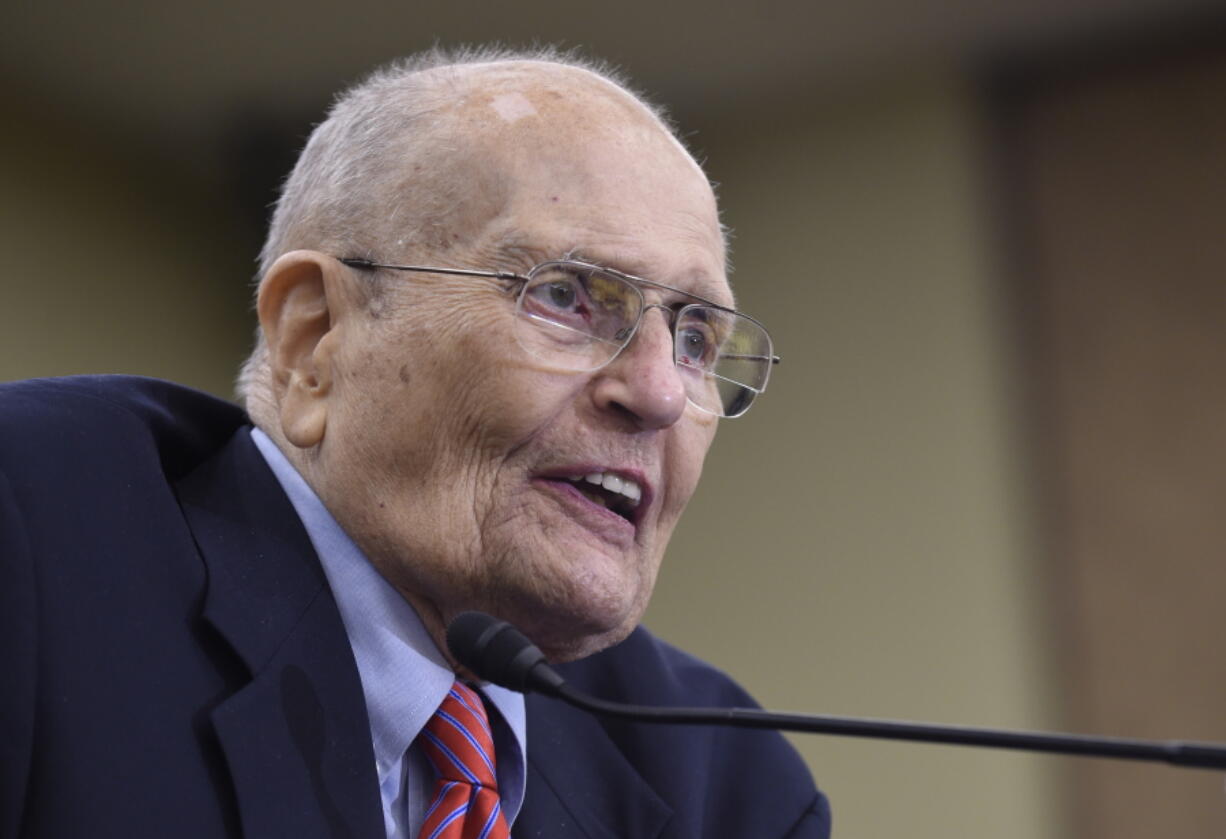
256, 250, 355, 450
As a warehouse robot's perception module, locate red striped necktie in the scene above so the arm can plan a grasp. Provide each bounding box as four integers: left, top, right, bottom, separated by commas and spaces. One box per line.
416, 681, 511, 839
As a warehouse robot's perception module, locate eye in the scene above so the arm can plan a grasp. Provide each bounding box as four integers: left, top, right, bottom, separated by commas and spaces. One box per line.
545, 280, 578, 309
519, 263, 641, 346
677, 324, 715, 368
524, 270, 591, 320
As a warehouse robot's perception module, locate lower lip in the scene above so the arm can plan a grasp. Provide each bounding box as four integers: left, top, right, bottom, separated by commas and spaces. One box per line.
533, 478, 638, 546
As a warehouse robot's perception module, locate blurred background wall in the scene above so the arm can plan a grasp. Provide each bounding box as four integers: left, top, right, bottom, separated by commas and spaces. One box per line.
4, 3, 1226, 837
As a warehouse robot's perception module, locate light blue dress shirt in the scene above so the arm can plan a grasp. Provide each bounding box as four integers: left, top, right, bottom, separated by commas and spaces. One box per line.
250, 428, 527, 838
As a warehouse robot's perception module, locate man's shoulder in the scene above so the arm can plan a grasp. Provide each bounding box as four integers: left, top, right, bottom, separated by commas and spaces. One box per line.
560, 624, 764, 709
0, 375, 247, 477
0, 374, 244, 434
546, 626, 831, 838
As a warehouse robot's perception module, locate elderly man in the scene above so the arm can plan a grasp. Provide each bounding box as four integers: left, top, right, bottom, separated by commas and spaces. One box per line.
0, 49, 829, 838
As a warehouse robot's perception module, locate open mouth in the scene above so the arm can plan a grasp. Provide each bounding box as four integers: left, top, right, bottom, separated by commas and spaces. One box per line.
555, 471, 643, 522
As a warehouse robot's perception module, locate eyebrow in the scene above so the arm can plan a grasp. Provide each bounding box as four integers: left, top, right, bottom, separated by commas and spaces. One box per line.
563, 247, 650, 278
486, 235, 548, 272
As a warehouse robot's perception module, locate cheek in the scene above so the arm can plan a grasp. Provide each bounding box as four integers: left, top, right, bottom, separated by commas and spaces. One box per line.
660, 418, 718, 522
326, 314, 484, 468
440, 333, 582, 449
367, 328, 580, 486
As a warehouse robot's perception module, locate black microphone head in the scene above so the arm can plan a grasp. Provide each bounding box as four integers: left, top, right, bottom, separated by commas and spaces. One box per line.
446, 611, 561, 694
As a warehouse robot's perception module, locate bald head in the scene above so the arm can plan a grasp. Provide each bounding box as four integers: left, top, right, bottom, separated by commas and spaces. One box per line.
258, 51, 699, 283
239, 49, 717, 418
414, 62, 721, 272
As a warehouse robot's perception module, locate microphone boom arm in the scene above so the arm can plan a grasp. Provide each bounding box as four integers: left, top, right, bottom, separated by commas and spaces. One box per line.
547, 681, 1226, 770
447, 611, 1226, 771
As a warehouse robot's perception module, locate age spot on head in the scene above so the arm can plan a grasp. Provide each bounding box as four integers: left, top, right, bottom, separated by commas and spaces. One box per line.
489, 92, 538, 124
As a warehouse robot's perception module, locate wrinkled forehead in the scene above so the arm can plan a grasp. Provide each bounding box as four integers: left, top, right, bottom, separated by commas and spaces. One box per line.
442, 61, 671, 134
431, 63, 726, 263
439, 64, 707, 184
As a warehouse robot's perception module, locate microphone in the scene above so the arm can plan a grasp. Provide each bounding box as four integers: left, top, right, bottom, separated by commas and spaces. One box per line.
446, 611, 1226, 771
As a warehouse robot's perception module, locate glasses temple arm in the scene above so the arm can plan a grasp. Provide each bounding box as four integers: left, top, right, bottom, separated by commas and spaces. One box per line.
338, 257, 521, 283
720, 353, 781, 365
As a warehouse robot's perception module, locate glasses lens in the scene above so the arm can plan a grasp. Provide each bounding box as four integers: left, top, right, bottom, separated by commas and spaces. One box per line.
514, 263, 641, 370
513, 263, 774, 418
674, 306, 773, 418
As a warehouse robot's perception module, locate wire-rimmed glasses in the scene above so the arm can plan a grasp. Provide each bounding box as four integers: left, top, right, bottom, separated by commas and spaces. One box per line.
338, 256, 778, 418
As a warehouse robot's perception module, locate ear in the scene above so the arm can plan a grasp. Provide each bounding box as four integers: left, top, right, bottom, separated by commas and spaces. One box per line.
257, 250, 353, 449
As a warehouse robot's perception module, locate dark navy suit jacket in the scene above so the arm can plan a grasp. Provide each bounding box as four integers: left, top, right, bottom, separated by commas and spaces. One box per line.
0, 376, 830, 838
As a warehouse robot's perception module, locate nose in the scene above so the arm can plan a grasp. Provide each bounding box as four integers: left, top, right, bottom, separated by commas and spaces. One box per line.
589, 306, 688, 429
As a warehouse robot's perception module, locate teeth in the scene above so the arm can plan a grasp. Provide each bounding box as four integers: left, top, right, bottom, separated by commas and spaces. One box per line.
580, 471, 642, 508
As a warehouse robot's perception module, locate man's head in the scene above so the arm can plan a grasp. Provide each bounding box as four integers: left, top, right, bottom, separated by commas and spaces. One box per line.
241, 48, 732, 662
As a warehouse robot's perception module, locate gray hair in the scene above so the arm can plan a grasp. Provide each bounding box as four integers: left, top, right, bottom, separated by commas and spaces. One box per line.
236, 45, 679, 421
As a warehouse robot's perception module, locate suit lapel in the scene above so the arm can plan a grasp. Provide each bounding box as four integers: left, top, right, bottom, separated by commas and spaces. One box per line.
176, 428, 670, 839
176, 429, 383, 839
517, 693, 672, 839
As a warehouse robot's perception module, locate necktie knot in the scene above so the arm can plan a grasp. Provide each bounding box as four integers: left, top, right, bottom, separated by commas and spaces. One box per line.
420, 682, 499, 788
416, 681, 510, 839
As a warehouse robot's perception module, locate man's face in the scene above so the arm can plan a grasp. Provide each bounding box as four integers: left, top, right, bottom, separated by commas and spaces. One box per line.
310, 72, 728, 660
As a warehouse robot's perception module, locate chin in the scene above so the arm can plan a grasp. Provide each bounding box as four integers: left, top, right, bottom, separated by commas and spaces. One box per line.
537, 619, 636, 663
452, 538, 659, 662
485, 590, 645, 664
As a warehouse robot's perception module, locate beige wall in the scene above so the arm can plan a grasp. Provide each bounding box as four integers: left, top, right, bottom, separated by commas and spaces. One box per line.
0, 86, 255, 395
2, 69, 1061, 837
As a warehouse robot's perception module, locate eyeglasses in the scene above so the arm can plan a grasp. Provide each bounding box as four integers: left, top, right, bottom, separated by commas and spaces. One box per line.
338, 256, 779, 418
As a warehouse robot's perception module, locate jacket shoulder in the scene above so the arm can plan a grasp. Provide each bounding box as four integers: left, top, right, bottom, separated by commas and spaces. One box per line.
562, 625, 764, 708
552, 626, 831, 837
0, 375, 247, 480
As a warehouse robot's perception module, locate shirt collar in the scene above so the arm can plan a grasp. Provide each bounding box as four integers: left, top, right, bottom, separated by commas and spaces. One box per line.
248, 428, 527, 804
